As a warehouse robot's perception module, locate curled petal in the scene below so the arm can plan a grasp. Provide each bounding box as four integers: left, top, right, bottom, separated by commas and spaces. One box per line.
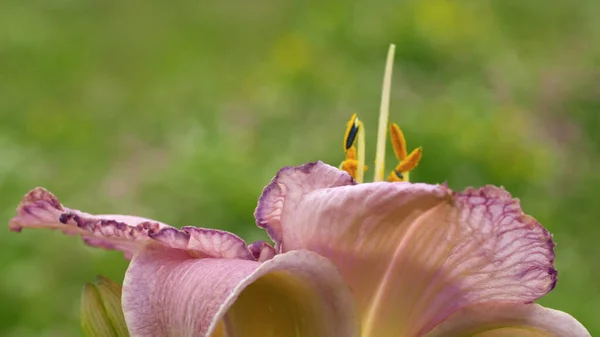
426, 303, 590, 337
9, 188, 169, 259
255, 162, 557, 336
255, 162, 355, 248
9, 188, 258, 261
122, 244, 359, 337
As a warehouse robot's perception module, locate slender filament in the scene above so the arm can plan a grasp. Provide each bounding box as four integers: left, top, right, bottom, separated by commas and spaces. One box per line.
374, 44, 396, 182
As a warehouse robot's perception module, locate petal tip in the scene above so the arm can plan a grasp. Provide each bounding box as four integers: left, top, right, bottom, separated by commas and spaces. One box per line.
456, 185, 558, 300
8, 220, 22, 232
9, 187, 66, 233
22, 187, 63, 210
254, 161, 355, 247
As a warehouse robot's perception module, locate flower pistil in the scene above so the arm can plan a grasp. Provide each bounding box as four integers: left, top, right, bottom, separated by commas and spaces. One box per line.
339, 45, 422, 184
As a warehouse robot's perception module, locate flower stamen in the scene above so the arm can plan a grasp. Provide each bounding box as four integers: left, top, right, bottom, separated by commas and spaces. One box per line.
339, 44, 422, 184
387, 123, 422, 182
343, 113, 360, 151
387, 147, 422, 182
389, 122, 407, 160
340, 114, 367, 182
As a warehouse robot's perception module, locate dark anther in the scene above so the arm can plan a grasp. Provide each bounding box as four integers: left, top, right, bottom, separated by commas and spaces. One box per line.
345, 122, 359, 150
394, 170, 403, 180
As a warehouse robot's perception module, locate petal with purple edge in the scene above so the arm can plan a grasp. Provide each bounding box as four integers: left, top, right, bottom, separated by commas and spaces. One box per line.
150, 227, 254, 260
122, 244, 359, 337
255, 162, 557, 337
10, 188, 262, 261
425, 303, 590, 337
247, 240, 277, 262
9, 188, 171, 259
255, 161, 355, 248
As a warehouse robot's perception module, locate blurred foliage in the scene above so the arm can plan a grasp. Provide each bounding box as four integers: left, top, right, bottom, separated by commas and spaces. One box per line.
1, 0, 599, 335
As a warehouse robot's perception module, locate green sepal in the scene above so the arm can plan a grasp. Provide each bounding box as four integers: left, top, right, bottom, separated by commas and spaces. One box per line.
81, 275, 129, 337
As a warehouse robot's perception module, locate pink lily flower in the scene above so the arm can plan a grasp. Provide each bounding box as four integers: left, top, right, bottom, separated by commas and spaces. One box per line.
8, 45, 589, 337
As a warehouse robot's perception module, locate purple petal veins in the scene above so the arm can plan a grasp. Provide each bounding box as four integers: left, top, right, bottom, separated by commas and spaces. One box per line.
10, 187, 275, 262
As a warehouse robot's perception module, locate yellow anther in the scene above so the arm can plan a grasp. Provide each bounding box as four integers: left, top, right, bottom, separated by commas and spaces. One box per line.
387, 122, 422, 182
345, 145, 357, 161
339, 156, 369, 181
389, 122, 407, 160
344, 113, 359, 151
387, 145, 422, 182
340, 114, 367, 182
339, 147, 358, 178
387, 170, 405, 182
397, 147, 422, 172
338, 44, 424, 185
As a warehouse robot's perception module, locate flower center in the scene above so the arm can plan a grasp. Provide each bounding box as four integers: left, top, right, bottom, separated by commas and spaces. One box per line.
339, 45, 423, 183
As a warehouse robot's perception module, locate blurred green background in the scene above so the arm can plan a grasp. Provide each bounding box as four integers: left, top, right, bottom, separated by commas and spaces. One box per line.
1, 0, 598, 335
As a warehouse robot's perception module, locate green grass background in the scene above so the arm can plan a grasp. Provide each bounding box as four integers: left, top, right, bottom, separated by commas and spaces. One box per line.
1, 0, 599, 335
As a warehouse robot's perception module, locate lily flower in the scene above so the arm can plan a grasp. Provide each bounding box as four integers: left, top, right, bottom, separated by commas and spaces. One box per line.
8, 45, 589, 337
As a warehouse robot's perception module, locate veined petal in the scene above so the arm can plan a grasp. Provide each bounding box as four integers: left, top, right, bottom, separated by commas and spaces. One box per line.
9, 188, 268, 261
255, 161, 557, 337
9, 188, 168, 258
149, 227, 255, 260
122, 244, 359, 337
255, 162, 355, 248
425, 303, 590, 337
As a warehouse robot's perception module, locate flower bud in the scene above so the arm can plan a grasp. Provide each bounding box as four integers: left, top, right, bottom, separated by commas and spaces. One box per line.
81, 275, 129, 337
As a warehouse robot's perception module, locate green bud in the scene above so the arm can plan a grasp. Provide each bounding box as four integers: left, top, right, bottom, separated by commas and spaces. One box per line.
81, 275, 130, 337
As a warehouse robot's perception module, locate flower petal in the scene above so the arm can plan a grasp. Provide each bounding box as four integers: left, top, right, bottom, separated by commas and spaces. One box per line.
255, 162, 557, 336
122, 244, 359, 337
425, 303, 590, 337
247, 240, 277, 262
255, 162, 355, 248
9, 188, 167, 258
149, 227, 256, 260
9, 188, 265, 261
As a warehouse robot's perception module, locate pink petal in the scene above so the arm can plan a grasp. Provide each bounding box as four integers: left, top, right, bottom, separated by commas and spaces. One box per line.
10, 188, 270, 261
255, 161, 557, 336
9, 188, 163, 258
426, 303, 589, 337
247, 240, 277, 262
150, 227, 255, 260
122, 243, 359, 337
255, 162, 355, 248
